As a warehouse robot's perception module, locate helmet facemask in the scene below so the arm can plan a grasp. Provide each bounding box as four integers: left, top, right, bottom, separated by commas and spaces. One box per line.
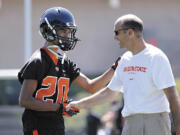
54, 26, 78, 51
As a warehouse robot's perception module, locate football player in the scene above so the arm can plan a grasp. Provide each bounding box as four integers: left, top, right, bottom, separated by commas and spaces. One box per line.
18, 7, 120, 135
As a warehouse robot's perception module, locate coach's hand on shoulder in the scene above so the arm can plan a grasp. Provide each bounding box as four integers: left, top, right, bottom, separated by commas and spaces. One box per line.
111, 56, 121, 70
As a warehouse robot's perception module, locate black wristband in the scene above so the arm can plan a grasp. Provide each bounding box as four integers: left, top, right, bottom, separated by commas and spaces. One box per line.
111, 56, 121, 71
111, 65, 116, 70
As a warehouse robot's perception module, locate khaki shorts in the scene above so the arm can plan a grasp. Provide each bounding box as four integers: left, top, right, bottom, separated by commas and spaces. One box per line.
122, 112, 171, 135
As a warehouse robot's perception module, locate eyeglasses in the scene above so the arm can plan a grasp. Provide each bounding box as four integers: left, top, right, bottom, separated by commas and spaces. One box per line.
114, 28, 129, 36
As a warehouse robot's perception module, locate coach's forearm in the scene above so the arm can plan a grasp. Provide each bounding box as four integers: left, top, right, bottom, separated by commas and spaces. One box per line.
164, 86, 180, 134
77, 87, 119, 109
88, 68, 114, 93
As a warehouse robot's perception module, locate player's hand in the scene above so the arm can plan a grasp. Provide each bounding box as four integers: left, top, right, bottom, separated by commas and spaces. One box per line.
66, 101, 81, 112
63, 99, 80, 117
111, 56, 121, 70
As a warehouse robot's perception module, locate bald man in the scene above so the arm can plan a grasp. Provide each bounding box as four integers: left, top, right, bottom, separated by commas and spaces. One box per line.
67, 14, 180, 135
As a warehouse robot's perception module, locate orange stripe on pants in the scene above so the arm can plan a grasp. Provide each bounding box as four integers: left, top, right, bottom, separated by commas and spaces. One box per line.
33, 130, 39, 135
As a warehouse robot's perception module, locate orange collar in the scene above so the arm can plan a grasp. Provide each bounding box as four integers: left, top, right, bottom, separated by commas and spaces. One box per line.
42, 47, 58, 65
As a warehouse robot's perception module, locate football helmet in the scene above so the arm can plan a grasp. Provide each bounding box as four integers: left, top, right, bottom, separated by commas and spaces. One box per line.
40, 7, 79, 51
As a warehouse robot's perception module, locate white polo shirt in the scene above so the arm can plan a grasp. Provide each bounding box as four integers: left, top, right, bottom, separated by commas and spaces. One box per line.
108, 44, 175, 117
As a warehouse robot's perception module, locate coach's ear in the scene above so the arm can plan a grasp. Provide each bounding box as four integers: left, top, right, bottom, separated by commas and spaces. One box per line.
128, 28, 135, 38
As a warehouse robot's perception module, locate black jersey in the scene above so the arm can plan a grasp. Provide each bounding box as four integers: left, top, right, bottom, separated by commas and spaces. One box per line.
18, 47, 80, 104
18, 47, 80, 133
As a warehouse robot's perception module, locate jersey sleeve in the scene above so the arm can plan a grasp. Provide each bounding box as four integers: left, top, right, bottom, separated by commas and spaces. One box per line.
18, 58, 43, 84
65, 59, 80, 82
152, 53, 176, 90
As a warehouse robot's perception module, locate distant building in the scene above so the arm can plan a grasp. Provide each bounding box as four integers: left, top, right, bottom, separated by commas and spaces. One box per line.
0, 0, 180, 77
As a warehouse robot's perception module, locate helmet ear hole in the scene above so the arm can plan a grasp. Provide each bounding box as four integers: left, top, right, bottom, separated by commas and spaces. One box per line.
40, 25, 55, 42
46, 28, 55, 41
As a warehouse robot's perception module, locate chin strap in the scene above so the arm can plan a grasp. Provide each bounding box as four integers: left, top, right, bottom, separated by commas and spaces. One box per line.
61, 51, 67, 64
46, 45, 67, 64
46, 45, 62, 58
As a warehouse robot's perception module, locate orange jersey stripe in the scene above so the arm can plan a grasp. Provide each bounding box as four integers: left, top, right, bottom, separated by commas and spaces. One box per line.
42, 47, 58, 65
33, 129, 39, 135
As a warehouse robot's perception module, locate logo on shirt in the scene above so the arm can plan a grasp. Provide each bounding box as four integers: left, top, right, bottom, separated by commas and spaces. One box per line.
123, 66, 147, 72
